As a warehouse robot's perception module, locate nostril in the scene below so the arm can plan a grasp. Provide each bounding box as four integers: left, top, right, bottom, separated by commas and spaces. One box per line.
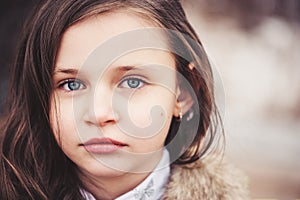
98, 119, 117, 127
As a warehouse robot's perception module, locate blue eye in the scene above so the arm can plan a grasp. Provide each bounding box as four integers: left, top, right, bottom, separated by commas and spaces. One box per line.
119, 78, 145, 89
59, 79, 86, 91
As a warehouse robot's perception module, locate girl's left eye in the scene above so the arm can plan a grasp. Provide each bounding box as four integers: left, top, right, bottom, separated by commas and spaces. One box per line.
119, 78, 146, 89
59, 79, 86, 91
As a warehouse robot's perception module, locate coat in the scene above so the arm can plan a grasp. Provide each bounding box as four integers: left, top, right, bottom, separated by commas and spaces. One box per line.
162, 157, 250, 200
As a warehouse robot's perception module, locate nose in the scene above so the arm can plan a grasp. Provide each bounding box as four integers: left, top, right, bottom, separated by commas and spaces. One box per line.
83, 85, 118, 127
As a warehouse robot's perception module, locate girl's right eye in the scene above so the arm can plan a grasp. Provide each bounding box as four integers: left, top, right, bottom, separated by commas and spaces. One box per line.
58, 79, 86, 91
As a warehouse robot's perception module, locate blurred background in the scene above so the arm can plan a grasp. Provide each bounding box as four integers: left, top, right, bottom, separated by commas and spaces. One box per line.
1, 0, 299, 199
182, 0, 300, 199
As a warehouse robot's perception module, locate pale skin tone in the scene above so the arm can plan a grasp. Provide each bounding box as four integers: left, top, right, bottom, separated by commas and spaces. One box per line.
50, 11, 188, 200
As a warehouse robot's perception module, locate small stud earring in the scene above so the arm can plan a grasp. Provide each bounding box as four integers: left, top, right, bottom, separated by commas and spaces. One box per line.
176, 111, 183, 121
188, 62, 195, 70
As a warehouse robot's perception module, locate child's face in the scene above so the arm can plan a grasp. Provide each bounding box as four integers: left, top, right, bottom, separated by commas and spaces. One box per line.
50, 12, 179, 177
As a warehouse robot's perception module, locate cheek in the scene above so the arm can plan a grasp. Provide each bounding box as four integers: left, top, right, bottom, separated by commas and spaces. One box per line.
129, 118, 172, 153
49, 97, 77, 142
128, 102, 162, 128
120, 89, 175, 139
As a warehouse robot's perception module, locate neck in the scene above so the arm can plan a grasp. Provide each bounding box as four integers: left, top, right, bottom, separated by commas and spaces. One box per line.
82, 172, 151, 200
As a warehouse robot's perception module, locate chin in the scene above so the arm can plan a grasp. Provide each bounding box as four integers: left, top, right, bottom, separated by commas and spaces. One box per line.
80, 160, 127, 178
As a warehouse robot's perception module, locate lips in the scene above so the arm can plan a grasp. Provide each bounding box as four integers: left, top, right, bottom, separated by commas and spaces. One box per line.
80, 138, 127, 154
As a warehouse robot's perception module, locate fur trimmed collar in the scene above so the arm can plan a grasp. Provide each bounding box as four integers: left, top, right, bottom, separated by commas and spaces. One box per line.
162, 157, 250, 200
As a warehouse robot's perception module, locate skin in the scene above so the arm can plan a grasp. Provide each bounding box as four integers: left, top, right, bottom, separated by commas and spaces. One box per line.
50, 11, 182, 200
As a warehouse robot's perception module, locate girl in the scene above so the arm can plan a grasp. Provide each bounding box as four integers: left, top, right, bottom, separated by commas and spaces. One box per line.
0, 0, 249, 199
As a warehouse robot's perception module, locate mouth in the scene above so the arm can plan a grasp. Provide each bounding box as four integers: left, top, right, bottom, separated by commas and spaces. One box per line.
80, 138, 128, 154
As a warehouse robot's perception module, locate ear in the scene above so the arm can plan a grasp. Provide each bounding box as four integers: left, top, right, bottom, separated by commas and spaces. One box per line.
173, 87, 194, 117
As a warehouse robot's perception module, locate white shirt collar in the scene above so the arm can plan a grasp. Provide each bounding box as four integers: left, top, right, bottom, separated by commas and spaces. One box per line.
81, 149, 170, 200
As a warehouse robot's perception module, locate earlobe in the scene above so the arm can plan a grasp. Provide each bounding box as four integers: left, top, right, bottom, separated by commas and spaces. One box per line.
174, 99, 182, 119
173, 87, 194, 118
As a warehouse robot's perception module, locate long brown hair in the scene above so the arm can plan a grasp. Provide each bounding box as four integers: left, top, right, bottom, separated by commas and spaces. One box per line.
0, 0, 222, 199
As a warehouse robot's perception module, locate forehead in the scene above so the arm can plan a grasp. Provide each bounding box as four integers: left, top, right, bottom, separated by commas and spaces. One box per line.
64, 10, 155, 43
56, 11, 171, 68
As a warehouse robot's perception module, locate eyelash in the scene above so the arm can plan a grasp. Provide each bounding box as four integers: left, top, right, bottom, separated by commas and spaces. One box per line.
57, 76, 147, 92
118, 76, 147, 89
58, 79, 86, 92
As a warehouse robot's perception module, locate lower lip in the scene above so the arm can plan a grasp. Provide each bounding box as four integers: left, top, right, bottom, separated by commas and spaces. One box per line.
83, 144, 123, 154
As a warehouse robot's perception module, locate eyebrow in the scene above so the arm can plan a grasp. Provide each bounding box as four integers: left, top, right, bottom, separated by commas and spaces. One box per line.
54, 68, 79, 75
115, 66, 142, 72
53, 65, 143, 76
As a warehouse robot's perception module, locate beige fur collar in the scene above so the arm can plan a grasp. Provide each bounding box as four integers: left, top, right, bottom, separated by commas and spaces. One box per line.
162, 157, 250, 200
